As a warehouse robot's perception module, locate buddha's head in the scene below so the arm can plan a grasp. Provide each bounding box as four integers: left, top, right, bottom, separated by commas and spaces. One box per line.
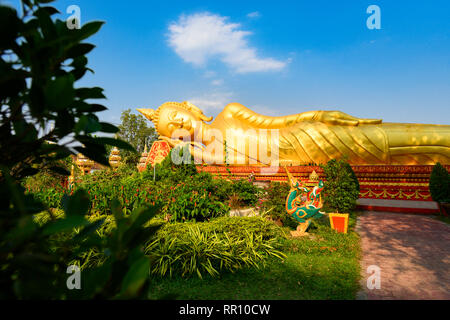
137, 101, 212, 139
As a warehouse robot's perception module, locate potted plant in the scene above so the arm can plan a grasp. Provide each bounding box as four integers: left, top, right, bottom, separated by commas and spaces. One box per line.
429, 162, 450, 217
321, 159, 360, 233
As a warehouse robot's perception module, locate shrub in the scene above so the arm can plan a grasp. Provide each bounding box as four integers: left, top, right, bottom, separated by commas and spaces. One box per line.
157, 216, 285, 241
231, 179, 261, 207
27, 144, 261, 223
321, 159, 360, 213
145, 216, 286, 278
260, 182, 298, 228
429, 162, 450, 203
153, 146, 198, 182
165, 185, 229, 222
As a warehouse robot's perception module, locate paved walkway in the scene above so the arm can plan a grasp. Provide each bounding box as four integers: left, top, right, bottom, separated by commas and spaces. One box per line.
356, 211, 450, 300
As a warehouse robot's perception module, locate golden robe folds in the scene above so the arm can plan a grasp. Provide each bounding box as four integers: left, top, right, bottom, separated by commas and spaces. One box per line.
138, 102, 450, 166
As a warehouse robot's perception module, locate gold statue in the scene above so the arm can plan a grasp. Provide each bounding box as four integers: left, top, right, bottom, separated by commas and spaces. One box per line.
138, 102, 450, 165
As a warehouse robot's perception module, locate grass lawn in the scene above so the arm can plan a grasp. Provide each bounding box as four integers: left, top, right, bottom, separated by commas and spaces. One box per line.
147, 216, 361, 300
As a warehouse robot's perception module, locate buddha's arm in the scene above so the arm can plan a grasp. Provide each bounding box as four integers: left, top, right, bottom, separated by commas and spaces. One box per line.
222, 103, 382, 128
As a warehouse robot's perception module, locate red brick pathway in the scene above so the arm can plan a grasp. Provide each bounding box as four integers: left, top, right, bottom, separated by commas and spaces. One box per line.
356, 211, 450, 300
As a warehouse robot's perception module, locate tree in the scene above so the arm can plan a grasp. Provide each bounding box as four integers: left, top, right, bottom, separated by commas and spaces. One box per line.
429, 162, 450, 203
118, 109, 158, 153
0, 0, 157, 299
0, 2, 135, 181
117, 109, 158, 166
321, 159, 360, 213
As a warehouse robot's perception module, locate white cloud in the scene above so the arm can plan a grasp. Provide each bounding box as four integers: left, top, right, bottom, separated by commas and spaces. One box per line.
203, 70, 217, 78
168, 12, 287, 73
187, 91, 233, 112
247, 11, 261, 19
211, 79, 224, 86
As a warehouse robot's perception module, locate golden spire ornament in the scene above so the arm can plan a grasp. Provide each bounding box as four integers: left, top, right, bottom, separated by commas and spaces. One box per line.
109, 147, 122, 170
76, 153, 94, 175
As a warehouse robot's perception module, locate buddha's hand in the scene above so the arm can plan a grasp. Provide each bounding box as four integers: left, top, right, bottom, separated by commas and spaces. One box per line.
317, 111, 382, 126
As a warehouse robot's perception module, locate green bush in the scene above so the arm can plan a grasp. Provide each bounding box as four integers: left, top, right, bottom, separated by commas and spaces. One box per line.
157, 216, 285, 241
164, 184, 229, 222
153, 146, 198, 182
260, 182, 297, 228
145, 216, 286, 278
429, 162, 450, 203
230, 179, 261, 207
321, 159, 360, 213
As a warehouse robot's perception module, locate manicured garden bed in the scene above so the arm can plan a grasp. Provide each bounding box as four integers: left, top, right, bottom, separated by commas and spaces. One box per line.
147, 220, 361, 300
20, 147, 363, 299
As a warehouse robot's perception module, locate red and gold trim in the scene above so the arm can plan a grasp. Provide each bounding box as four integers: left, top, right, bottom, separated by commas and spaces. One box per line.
197, 164, 449, 203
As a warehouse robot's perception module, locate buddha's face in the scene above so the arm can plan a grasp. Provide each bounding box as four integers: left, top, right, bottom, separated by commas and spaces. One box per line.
157, 105, 200, 139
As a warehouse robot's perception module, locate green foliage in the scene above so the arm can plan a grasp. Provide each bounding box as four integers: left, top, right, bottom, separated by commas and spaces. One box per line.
259, 182, 297, 228
23, 155, 76, 191
28, 148, 239, 222
145, 216, 286, 278
153, 145, 198, 182
260, 182, 289, 220
147, 218, 361, 300
118, 109, 158, 153
1, 174, 160, 299
343, 162, 360, 192
321, 159, 360, 213
0, 0, 147, 300
429, 162, 450, 203
118, 109, 158, 166
230, 179, 261, 207
0, 1, 134, 181
157, 216, 285, 241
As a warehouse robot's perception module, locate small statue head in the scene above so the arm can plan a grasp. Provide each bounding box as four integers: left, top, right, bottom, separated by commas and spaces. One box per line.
138, 101, 212, 139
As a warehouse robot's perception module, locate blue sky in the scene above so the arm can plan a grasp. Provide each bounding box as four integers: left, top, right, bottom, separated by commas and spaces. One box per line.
4, 0, 450, 125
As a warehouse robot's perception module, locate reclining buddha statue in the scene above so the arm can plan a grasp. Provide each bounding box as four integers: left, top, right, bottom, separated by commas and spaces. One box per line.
138, 101, 450, 166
